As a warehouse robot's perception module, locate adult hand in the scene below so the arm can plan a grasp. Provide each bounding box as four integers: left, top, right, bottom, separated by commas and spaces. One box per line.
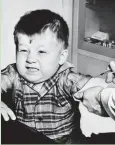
1, 101, 16, 121
74, 77, 109, 115
101, 88, 115, 120
76, 86, 106, 116
106, 61, 115, 83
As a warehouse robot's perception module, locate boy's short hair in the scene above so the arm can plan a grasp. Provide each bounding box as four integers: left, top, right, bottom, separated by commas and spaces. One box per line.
14, 9, 69, 49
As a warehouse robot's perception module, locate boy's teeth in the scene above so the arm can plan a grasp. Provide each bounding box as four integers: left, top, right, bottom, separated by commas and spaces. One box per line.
28, 68, 38, 71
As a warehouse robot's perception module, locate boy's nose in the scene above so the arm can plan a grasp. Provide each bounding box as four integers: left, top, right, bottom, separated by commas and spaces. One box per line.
26, 52, 37, 64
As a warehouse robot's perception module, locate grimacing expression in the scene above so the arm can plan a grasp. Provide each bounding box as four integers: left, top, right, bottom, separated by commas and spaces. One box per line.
16, 29, 68, 83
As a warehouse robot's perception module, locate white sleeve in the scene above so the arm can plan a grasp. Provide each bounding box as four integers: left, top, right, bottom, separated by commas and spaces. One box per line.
101, 88, 115, 120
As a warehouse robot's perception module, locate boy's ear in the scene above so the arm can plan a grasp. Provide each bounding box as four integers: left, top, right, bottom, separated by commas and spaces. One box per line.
59, 49, 68, 65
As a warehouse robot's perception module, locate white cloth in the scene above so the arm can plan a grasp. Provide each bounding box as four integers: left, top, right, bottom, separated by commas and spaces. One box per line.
79, 102, 115, 137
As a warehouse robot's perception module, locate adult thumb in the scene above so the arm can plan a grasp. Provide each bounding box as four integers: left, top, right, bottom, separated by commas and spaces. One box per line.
110, 61, 115, 72
73, 91, 84, 102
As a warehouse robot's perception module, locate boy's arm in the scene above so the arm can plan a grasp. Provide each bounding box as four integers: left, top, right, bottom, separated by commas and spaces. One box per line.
60, 71, 91, 101
1, 64, 16, 121
1, 64, 16, 93
66, 72, 91, 101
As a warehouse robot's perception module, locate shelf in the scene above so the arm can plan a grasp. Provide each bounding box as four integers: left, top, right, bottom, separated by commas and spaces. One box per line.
73, 0, 115, 63
77, 49, 115, 62
80, 42, 115, 58
86, 3, 115, 12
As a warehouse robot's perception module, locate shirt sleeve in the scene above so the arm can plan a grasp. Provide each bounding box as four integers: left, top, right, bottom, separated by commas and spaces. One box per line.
61, 69, 91, 101
108, 93, 115, 119
1, 64, 16, 93
68, 71, 91, 95
101, 88, 115, 120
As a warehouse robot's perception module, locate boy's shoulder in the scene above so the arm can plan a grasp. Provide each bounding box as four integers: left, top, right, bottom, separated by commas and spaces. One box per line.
2, 63, 17, 73
58, 62, 91, 89
58, 62, 76, 85
1, 63, 18, 76
58, 62, 74, 73
58, 62, 84, 81
1, 63, 20, 92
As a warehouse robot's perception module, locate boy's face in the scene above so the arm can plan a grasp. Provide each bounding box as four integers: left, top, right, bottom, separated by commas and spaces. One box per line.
16, 29, 68, 83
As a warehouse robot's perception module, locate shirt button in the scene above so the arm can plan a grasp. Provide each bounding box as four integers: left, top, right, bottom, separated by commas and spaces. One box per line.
38, 116, 43, 121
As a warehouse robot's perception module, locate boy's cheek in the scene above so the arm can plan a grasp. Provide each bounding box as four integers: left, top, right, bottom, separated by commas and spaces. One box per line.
16, 54, 27, 63
16, 56, 27, 73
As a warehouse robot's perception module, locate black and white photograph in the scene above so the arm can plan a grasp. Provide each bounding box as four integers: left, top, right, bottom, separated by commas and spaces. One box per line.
1, 0, 115, 144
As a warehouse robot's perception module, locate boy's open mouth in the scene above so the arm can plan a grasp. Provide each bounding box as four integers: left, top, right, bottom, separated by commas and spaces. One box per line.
26, 67, 39, 72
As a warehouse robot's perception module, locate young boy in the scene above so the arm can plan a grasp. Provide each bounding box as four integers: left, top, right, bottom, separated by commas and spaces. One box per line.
1, 9, 114, 143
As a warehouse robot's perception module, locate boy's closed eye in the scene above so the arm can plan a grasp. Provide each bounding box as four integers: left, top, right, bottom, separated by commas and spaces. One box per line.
39, 50, 46, 53
18, 46, 28, 52
38, 50, 47, 55
19, 49, 28, 52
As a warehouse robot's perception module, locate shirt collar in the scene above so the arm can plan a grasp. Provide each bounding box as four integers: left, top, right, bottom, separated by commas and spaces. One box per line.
58, 62, 74, 74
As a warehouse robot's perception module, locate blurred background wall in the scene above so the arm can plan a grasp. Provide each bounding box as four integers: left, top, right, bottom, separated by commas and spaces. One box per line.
1, 0, 73, 69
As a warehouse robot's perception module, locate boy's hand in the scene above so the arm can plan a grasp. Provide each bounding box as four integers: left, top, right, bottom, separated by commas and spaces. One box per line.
76, 87, 104, 115
106, 61, 115, 83
1, 101, 16, 121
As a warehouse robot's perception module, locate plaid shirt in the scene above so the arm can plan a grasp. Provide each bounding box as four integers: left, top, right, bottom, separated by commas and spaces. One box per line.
1, 62, 90, 139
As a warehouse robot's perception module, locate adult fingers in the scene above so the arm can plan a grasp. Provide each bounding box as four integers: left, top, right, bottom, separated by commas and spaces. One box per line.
113, 78, 115, 84
106, 61, 115, 83
73, 91, 84, 101
110, 61, 115, 72
106, 72, 114, 83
